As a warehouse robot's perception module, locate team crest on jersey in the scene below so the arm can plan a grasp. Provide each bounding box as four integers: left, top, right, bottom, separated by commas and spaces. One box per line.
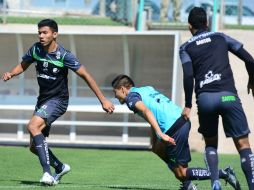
200, 71, 221, 88
56, 51, 61, 59
43, 61, 48, 68
43, 61, 48, 71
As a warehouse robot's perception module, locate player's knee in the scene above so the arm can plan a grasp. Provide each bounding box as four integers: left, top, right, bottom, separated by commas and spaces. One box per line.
174, 169, 187, 181
27, 123, 40, 135
27, 123, 34, 133
175, 173, 185, 181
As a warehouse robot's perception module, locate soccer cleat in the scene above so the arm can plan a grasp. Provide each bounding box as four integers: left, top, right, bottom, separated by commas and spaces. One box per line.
53, 163, 71, 184
224, 166, 241, 190
39, 172, 55, 186
179, 181, 198, 190
212, 180, 222, 190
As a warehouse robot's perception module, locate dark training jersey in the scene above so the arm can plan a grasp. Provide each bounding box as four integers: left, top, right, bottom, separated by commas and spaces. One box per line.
179, 29, 254, 108
22, 42, 81, 104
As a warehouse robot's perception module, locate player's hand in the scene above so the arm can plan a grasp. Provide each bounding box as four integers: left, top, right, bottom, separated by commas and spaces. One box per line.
101, 99, 115, 114
247, 82, 254, 97
182, 107, 191, 120
160, 133, 176, 145
1, 72, 12, 81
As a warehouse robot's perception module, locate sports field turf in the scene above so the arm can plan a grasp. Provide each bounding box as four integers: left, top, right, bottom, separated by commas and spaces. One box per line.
0, 146, 248, 190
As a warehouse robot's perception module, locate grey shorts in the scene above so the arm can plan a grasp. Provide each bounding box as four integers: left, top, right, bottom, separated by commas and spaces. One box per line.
197, 91, 250, 138
34, 98, 68, 137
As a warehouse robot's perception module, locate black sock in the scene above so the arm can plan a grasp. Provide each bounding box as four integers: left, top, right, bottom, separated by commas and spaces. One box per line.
186, 167, 228, 180
48, 149, 63, 173
186, 167, 210, 180
239, 148, 254, 189
205, 146, 219, 184
33, 134, 51, 174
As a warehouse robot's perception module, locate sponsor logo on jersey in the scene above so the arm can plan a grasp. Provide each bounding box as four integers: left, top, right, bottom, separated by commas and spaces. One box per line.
200, 71, 221, 88
37, 74, 56, 80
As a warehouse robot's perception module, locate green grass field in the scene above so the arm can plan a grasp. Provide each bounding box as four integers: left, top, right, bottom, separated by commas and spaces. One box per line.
0, 146, 248, 190
0, 16, 124, 26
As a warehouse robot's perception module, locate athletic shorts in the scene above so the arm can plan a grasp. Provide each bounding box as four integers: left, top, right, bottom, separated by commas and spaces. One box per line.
166, 119, 191, 170
197, 91, 250, 138
34, 98, 68, 137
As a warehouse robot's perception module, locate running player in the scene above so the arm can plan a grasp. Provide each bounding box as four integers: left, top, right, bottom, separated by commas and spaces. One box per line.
1, 19, 114, 185
111, 74, 240, 190
180, 7, 254, 190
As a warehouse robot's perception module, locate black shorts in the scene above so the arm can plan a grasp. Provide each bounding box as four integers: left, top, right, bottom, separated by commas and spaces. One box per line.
34, 98, 68, 137
166, 118, 191, 170
197, 91, 250, 138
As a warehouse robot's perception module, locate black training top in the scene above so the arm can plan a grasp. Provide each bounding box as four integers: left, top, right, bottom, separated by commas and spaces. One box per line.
22, 42, 81, 104
179, 29, 254, 108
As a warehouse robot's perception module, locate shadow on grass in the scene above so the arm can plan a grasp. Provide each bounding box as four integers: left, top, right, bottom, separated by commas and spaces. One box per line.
103, 185, 167, 190
8, 179, 73, 186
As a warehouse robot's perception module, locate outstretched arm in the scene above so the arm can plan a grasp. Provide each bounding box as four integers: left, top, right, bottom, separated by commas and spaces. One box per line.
232, 47, 254, 97
75, 65, 115, 113
134, 101, 176, 145
2, 61, 31, 81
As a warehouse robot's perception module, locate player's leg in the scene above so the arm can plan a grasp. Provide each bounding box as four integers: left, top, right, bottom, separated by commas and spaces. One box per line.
150, 127, 167, 163
40, 126, 65, 174
166, 121, 197, 190
37, 98, 70, 184
32, 98, 69, 184
197, 92, 221, 189
30, 133, 64, 174
234, 136, 254, 189
203, 136, 220, 187
27, 115, 54, 185
221, 92, 254, 189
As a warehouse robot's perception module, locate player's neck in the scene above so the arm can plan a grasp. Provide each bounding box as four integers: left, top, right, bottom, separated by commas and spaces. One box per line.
43, 40, 57, 53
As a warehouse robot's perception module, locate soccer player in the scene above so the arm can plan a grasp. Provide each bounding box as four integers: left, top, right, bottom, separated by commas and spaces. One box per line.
111, 74, 240, 190
180, 7, 254, 190
1, 19, 114, 185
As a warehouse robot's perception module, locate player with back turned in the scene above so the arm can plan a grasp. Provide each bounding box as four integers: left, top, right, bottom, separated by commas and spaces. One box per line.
179, 7, 254, 190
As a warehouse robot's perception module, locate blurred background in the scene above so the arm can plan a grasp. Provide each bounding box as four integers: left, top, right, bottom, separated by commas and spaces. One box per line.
0, 0, 254, 28
0, 0, 253, 153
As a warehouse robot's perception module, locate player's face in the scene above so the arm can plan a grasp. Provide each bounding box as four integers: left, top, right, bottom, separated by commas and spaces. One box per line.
113, 87, 127, 104
38, 26, 58, 46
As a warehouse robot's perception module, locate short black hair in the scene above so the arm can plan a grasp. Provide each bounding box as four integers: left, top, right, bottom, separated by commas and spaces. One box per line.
111, 74, 135, 89
38, 19, 58, 32
188, 7, 207, 30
